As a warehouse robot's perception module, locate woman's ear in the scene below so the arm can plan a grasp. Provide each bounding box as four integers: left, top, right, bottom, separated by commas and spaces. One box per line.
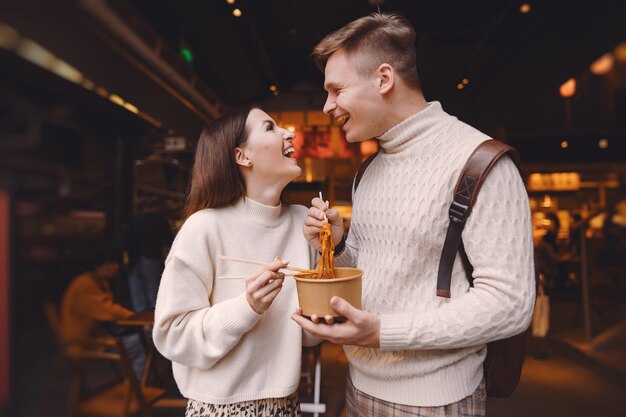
377, 63, 394, 95
235, 147, 252, 167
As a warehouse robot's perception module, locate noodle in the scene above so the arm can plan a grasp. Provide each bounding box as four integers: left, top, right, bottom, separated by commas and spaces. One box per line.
316, 219, 336, 279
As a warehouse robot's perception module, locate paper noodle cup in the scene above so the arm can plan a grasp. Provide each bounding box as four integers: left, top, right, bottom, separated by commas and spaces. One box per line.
294, 267, 362, 321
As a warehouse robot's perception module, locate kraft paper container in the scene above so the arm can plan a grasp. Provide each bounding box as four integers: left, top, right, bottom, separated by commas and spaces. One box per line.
294, 267, 362, 319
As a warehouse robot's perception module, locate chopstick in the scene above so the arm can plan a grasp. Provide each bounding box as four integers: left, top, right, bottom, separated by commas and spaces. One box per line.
217, 255, 315, 274
218, 271, 316, 280
319, 191, 329, 221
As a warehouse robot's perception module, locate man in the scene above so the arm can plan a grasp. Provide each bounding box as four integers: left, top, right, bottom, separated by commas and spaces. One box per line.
292, 13, 535, 416
60, 254, 145, 378
60, 255, 134, 346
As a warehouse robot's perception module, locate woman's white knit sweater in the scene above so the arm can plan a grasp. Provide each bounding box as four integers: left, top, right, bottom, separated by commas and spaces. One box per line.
153, 197, 317, 404
336, 101, 535, 406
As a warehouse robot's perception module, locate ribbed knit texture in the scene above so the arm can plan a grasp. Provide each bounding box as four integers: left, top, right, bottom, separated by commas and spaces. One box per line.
153, 197, 318, 404
336, 102, 536, 406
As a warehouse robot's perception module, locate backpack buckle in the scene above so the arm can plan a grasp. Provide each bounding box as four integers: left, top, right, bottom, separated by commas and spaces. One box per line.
449, 200, 468, 223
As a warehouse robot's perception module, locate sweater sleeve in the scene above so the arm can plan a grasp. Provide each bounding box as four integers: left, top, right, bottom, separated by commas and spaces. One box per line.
379, 157, 536, 350
334, 232, 358, 268
152, 220, 263, 370
73, 277, 132, 321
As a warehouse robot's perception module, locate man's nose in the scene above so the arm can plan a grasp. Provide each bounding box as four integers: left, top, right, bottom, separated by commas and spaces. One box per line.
323, 96, 335, 115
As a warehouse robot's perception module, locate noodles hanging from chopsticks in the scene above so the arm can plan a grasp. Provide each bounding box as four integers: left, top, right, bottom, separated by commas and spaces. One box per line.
316, 218, 336, 279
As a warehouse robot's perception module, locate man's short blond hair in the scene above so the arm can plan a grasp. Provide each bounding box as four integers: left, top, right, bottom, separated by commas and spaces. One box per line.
312, 13, 421, 91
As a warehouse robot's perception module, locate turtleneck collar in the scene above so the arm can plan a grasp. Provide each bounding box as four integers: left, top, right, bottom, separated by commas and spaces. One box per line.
377, 101, 456, 153
235, 196, 285, 228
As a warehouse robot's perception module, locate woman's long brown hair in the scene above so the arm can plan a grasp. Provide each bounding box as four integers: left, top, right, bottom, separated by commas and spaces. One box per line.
181, 105, 254, 223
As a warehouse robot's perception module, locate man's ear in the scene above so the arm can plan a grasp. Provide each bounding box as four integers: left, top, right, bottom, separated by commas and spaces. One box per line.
234, 147, 252, 168
377, 63, 394, 95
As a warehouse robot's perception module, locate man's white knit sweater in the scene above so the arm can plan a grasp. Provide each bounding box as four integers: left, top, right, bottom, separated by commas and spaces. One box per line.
153, 197, 317, 404
336, 101, 535, 406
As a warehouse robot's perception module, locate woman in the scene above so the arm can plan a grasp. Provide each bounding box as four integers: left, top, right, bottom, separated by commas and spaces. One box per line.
153, 105, 318, 417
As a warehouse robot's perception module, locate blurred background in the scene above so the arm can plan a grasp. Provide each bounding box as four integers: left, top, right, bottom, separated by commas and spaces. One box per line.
1, 0, 626, 416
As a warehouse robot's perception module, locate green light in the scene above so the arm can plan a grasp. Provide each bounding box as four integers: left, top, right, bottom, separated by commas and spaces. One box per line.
180, 47, 193, 64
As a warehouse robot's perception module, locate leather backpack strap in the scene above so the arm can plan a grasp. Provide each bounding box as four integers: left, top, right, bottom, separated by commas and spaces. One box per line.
354, 151, 379, 193
436, 139, 520, 298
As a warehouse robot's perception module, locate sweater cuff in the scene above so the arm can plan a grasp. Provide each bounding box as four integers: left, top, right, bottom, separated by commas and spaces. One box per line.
220, 293, 262, 336
333, 236, 346, 257
379, 312, 411, 350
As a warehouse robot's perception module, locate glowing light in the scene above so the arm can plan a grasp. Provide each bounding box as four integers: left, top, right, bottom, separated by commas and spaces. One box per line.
233, 8, 242, 17
269, 85, 277, 92
123, 103, 139, 114
226, 0, 235, 4
0, 23, 20, 49
109, 94, 125, 106
17, 39, 55, 68
51, 60, 83, 84
286, 125, 296, 132
95, 87, 109, 97
590, 53, 613, 75
614, 42, 626, 62
81, 79, 95, 90
457, 83, 464, 90
598, 138, 609, 149
462, 78, 469, 85
0, 23, 159, 127
541, 195, 553, 208
561, 140, 569, 149
272, 90, 280, 96
559, 78, 576, 98
179, 47, 193, 64
520, 3, 531, 14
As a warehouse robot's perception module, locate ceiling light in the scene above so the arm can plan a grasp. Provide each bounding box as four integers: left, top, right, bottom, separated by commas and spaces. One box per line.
269, 85, 277, 92
462, 78, 469, 85
226, 0, 235, 4
590, 53, 613, 75
598, 138, 609, 149
457, 83, 464, 90
232, 8, 242, 17
614, 42, 626, 62
123, 103, 139, 114
95, 87, 109, 97
559, 78, 576, 98
520, 3, 531, 14
109, 94, 125, 106
561, 140, 568, 149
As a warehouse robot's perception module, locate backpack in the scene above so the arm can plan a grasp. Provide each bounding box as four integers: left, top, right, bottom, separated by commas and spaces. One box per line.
354, 139, 532, 398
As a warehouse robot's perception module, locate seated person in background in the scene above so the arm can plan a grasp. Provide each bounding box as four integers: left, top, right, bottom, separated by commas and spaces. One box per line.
60, 254, 133, 346
60, 252, 145, 377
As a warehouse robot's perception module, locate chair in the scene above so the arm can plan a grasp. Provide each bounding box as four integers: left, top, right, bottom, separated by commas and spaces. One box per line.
43, 302, 166, 417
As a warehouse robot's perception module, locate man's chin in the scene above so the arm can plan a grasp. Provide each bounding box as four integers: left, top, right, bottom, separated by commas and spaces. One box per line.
345, 135, 366, 143
344, 131, 358, 143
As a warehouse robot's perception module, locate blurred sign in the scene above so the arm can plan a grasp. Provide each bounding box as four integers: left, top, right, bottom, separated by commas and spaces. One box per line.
164, 136, 186, 151
306, 111, 330, 126
528, 172, 580, 191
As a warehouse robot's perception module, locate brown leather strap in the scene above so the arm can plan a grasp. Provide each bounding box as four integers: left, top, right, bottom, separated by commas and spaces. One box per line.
450, 140, 520, 222
354, 152, 379, 193
436, 139, 520, 298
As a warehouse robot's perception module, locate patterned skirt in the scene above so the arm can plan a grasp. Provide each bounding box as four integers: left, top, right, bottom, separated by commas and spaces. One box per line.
186, 393, 301, 417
